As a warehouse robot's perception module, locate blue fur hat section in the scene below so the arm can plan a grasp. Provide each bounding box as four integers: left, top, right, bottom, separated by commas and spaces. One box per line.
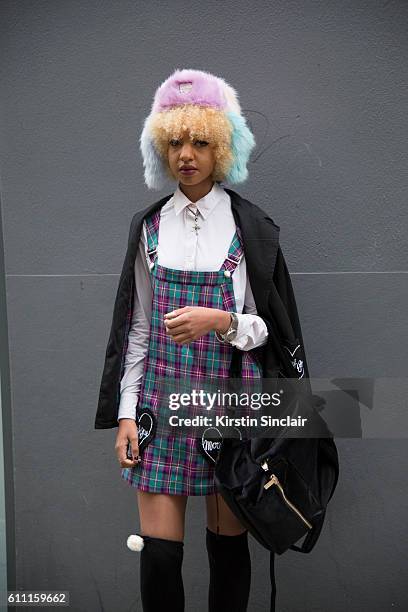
224, 111, 256, 185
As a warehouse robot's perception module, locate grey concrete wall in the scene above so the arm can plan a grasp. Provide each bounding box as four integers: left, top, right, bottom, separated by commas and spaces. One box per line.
0, 194, 15, 609
1, 1, 407, 610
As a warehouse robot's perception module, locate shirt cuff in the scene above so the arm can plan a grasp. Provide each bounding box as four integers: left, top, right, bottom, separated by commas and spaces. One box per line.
227, 313, 269, 351
117, 392, 138, 422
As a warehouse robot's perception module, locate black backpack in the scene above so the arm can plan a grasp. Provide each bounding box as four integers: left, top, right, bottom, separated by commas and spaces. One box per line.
213, 351, 339, 612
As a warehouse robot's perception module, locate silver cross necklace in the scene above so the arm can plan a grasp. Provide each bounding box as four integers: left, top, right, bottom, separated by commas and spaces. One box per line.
187, 204, 201, 235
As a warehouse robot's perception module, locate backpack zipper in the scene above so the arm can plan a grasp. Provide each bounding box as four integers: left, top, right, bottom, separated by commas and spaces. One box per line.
261, 461, 312, 530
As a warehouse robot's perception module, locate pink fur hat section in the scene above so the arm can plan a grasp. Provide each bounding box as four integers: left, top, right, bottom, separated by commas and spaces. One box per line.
150, 68, 242, 115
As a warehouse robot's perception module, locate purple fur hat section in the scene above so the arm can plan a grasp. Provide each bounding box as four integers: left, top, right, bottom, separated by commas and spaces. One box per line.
152, 68, 225, 111
150, 68, 242, 114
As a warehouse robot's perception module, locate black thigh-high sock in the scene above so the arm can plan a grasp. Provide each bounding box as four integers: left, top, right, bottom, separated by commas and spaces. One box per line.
206, 527, 251, 612
140, 535, 185, 612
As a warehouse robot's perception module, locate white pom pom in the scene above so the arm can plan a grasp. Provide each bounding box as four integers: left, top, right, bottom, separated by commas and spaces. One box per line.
127, 534, 145, 552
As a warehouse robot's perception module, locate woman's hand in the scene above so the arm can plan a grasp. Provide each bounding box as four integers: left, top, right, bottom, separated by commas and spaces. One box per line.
164, 306, 231, 345
115, 419, 142, 468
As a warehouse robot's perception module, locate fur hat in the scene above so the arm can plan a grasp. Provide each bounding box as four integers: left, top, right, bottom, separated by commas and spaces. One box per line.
140, 68, 256, 189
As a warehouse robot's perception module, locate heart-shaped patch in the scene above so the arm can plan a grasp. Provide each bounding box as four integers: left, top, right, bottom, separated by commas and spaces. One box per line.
197, 425, 244, 465
126, 408, 156, 459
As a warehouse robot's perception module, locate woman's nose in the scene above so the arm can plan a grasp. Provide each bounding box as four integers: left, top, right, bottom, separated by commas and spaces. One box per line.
180, 142, 194, 159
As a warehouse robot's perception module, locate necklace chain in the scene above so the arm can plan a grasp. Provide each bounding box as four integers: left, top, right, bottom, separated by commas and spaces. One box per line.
186, 205, 201, 235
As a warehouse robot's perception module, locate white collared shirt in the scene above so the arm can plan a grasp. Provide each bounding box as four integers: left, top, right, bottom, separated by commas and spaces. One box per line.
118, 182, 269, 421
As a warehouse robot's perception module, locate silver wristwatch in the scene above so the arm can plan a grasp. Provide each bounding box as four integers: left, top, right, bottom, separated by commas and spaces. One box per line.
216, 312, 238, 343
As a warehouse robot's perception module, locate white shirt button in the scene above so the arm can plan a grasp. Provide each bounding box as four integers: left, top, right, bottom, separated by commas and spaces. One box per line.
224, 269, 231, 278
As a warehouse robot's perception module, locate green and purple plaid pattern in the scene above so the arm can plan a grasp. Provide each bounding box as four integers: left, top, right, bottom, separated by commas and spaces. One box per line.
121, 208, 262, 495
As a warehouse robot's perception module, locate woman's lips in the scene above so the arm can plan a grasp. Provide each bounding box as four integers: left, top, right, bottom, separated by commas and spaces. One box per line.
179, 168, 197, 175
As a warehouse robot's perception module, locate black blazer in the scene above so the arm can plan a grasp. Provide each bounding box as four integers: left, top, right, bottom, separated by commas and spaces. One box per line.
94, 187, 311, 429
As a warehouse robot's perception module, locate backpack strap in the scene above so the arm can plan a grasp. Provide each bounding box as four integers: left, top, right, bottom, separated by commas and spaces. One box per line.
289, 436, 339, 554
289, 511, 326, 553
270, 551, 277, 611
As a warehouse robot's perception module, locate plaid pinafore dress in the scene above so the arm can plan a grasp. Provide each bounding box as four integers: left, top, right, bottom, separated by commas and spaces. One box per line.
121, 207, 262, 495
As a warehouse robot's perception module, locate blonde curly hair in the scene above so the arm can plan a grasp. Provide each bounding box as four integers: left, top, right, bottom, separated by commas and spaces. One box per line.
149, 104, 234, 182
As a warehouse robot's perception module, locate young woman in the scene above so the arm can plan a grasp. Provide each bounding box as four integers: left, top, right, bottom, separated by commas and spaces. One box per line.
95, 68, 311, 611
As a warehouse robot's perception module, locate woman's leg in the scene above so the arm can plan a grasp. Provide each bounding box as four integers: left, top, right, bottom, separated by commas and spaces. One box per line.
136, 491, 188, 612
206, 491, 246, 535
205, 493, 251, 612
137, 490, 188, 539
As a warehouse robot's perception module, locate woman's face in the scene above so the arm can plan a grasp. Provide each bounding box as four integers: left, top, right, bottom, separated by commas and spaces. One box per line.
167, 128, 216, 187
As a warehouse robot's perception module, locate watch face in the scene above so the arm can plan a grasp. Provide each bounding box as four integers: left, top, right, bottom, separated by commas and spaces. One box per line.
226, 325, 237, 341
229, 313, 238, 337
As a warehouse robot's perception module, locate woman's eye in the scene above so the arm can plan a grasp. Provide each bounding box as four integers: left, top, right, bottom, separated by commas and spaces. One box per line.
169, 138, 208, 147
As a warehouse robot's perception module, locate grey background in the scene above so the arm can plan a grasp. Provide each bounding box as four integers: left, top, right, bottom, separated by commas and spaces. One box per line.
0, 190, 15, 607
1, 1, 407, 610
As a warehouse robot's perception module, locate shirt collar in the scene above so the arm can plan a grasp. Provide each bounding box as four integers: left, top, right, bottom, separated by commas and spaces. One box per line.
173, 182, 225, 220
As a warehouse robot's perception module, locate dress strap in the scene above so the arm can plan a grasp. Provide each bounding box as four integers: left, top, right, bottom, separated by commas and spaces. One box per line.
143, 209, 161, 270
220, 225, 244, 276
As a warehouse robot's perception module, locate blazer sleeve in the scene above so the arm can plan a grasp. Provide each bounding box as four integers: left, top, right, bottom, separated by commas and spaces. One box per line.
264, 245, 312, 391
117, 223, 153, 421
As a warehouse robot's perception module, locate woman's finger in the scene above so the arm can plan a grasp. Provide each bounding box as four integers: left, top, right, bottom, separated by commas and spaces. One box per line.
171, 332, 192, 344
120, 457, 140, 468
128, 434, 140, 462
115, 427, 141, 468
164, 315, 187, 330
